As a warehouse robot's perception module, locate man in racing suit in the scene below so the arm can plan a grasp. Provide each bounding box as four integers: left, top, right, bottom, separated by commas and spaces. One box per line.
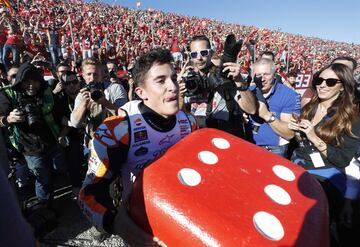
79, 48, 198, 246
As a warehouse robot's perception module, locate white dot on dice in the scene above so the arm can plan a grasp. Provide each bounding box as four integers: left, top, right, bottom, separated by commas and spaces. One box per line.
198, 151, 218, 165
272, 165, 296, 181
177, 168, 202, 186
264, 184, 292, 205
253, 211, 285, 241
211, 138, 230, 149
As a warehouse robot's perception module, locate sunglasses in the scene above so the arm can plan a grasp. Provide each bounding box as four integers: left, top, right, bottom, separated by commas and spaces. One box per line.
190, 49, 211, 59
63, 80, 79, 86
313, 77, 341, 87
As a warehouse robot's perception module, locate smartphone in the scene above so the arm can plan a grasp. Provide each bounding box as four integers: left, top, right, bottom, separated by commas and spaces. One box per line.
253, 74, 263, 89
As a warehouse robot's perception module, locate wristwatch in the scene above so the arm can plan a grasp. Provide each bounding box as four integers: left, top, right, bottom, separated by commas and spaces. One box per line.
266, 113, 276, 123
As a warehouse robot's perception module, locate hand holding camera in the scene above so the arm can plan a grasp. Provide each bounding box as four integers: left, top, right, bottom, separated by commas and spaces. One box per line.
79, 88, 91, 109
52, 81, 65, 94
252, 74, 267, 104
7, 108, 25, 124
253, 74, 264, 89
82, 82, 104, 102
14, 96, 42, 127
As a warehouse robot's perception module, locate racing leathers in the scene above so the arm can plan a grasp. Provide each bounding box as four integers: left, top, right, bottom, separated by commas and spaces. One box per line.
79, 100, 198, 233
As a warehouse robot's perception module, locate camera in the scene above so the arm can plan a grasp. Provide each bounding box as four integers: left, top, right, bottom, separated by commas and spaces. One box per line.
183, 70, 208, 97
253, 75, 263, 89
17, 97, 41, 127
83, 82, 104, 101
109, 69, 117, 79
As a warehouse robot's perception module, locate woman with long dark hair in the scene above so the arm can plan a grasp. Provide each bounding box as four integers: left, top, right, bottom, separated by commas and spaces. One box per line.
289, 63, 360, 246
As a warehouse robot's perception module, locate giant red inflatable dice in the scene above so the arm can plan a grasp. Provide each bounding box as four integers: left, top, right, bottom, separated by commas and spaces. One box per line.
130, 128, 329, 247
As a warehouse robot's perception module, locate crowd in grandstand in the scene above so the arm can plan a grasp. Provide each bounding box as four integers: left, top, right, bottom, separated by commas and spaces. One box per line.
0, 0, 359, 76
1, 0, 360, 246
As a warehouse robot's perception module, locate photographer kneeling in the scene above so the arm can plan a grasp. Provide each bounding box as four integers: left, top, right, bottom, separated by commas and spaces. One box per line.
180, 35, 256, 139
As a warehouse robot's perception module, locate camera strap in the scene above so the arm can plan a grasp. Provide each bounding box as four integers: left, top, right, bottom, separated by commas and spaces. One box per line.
205, 91, 214, 117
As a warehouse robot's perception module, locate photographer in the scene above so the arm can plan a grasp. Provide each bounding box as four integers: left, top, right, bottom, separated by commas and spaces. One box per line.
106, 60, 130, 94
51, 62, 71, 95
0, 62, 66, 207
246, 58, 300, 157
180, 35, 256, 139
70, 58, 127, 146
53, 71, 85, 199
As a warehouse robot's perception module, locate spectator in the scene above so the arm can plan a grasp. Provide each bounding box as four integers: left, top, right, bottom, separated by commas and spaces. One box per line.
260, 50, 283, 83
81, 33, 93, 60
246, 58, 300, 157
289, 63, 360, 246
6, 65, 18, 85
79, 48, 197, 246
3, 23, 21, 70
302, 56, 358, 107
0, 63, 6, 81
53, 70, 85, 199
0, 18, 6, 64
283, 71, 297, 90
52, 62, 71, 95
332, 56, 357, 72
45, 20, 69, 68
260, 50, 275, 61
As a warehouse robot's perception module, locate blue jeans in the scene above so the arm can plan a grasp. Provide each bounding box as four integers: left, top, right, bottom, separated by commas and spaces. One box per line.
260, 144, 288, 157
3, 44, 19, 70
24, 145, 67, 202
49, 45, 60, 68
0, 45, 3, 64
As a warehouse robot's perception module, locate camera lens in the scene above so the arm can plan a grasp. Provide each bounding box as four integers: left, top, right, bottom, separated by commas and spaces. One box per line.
185, 78, 197, 91
90, 90, 103, 101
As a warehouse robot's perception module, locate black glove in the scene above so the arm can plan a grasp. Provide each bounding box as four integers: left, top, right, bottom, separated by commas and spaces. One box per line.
221, 34, 243, 63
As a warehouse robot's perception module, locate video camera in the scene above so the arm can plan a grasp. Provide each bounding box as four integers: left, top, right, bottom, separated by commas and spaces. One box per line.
83, 82, 104, 101
183, 70, 209, 97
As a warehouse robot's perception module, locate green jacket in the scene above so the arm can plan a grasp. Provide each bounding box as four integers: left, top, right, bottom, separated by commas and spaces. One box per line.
1, 85, 60, 152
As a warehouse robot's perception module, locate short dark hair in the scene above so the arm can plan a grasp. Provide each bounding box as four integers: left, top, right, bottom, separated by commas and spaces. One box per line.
64, 70, 77, 78
56, 62, 70, 72
132, 48, 173, 88
261, 51, 275, 61
190, 35, 211, 49
106, 60, 117, 66
288, 72, 297, 78
331, 56, 357, 71
106, 60, 118, 70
